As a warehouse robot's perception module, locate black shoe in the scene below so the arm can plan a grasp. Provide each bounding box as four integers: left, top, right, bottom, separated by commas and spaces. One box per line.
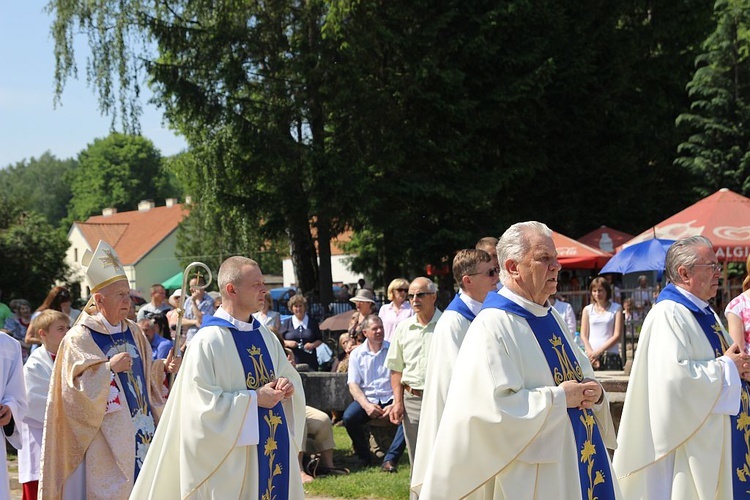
316, 466, 350, 476
381, 460, 397, 473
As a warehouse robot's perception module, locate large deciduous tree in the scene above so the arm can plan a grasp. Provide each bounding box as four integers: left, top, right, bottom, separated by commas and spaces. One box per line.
0, 203, 70, 305
675, 0, 750, 197
0, 152, 77, 226
49, 0, 357, 302
67, 133, 175, 221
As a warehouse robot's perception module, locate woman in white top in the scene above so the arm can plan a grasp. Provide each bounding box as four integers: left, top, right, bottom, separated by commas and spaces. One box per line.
580, 276, 623, 370
252, 292, 281, 334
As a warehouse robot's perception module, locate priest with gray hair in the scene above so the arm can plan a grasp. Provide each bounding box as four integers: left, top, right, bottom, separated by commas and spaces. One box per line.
418, 221, 620, 499
614, 235, 750, 498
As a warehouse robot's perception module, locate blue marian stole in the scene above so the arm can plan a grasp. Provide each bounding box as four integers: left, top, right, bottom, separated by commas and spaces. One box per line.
203, 315, 291, 500
482, 293, 616, 500
445, 293, 476, 322
90, 326, 155, 478
657, 284, 750, 496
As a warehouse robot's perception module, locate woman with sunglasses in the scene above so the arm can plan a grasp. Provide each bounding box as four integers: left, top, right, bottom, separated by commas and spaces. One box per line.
378, 278, 415, 342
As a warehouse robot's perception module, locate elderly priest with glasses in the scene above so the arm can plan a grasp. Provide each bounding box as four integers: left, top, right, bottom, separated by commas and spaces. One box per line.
418, 222, 620, 499
614, 236, 750, 499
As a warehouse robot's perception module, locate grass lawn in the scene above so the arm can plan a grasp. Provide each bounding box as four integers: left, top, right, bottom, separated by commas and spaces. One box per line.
303, 425, 411, 499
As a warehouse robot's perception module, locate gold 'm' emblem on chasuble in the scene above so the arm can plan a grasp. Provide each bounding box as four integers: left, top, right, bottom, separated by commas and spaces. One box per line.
549, 334, 583, 384
245, 345, 275, 389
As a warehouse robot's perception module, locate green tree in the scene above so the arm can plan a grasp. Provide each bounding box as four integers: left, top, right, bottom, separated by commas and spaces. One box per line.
67, 133, 175, 221
0, 152, 77, 226
675, 0, 750, 197
0, 208, 70, 305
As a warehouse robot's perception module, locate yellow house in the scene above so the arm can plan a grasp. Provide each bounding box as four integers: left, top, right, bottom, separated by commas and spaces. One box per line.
67, 199, 188, 299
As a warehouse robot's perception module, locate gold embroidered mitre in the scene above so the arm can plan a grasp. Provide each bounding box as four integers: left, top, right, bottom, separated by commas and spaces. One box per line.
81, 240, 128, 293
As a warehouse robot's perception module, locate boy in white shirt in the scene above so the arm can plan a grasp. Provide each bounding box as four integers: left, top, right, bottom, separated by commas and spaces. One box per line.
19, 309, 68, 500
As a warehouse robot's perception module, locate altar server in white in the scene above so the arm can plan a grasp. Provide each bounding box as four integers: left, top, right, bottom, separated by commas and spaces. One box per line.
614, 236, 750, 499
419, 221, 620, 499
19, 310, 68, 500
132, 256, 306, 499
411, 248, 498, 495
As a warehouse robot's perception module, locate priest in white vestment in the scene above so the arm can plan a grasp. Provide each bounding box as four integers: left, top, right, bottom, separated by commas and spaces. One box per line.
0, 331, 27, 499
132, 256, 306, 499
411, 248, 498, 495
419, 221, 621, 500
614, 236, 750, 499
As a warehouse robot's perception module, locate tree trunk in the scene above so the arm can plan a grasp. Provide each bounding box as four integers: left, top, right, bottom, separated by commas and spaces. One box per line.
316, 216, 334, 308
287, 216, 318, 294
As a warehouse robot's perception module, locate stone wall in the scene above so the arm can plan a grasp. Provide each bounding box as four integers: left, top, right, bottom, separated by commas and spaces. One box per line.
299, 371, 628, 433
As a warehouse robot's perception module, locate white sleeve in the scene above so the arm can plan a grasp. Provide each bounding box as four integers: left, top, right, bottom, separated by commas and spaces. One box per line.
714, 356, 742, 415
235, 390, 259, 446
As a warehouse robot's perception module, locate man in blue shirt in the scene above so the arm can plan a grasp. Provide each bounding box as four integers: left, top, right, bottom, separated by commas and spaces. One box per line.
138, 316, 173, 360
343, 315, 406, 472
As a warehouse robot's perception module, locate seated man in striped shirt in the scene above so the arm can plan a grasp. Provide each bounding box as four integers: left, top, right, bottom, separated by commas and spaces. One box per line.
343, 315, 406, 472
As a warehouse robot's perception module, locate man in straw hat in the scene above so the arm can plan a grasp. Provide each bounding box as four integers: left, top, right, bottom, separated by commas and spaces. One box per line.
40, 240, 172, 500
132, 255, 306, 499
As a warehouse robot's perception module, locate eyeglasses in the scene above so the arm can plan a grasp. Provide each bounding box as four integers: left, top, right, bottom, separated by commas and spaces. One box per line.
395, 288, 409, 293
407, 292, 435, 300
693, 263, 722, 272
467, 267, 500, 278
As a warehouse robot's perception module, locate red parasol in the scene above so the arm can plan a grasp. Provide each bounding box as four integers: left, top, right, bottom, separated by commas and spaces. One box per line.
578, 226, 634, 253
551, 231, 612, 269
624, 188, 750, 262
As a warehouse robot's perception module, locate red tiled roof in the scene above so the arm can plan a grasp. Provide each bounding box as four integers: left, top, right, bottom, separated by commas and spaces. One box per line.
76, 204, 188, 265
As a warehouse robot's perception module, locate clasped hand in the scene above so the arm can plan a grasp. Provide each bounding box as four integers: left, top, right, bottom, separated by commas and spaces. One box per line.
257, 377, 295, 408
560, 379, 602, 410
725, 343, 750, 380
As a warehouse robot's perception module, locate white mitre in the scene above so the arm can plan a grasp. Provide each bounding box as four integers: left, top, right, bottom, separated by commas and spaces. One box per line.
81, 240, 128, 293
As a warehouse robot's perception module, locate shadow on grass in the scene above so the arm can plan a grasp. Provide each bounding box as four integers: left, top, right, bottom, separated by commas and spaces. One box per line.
303, 426, 411, 499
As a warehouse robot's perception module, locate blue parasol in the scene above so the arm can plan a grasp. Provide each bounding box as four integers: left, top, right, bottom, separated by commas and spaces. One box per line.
600, 238, 676, 275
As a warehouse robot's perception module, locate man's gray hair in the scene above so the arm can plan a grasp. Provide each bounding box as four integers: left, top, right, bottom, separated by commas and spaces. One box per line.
411, 276, 437, 293
497, 221, 553, 282
218, 256, 259, 298
665, 236, 714, 284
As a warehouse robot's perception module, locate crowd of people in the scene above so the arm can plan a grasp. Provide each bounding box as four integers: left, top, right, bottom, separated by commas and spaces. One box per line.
0, 224, 749, 499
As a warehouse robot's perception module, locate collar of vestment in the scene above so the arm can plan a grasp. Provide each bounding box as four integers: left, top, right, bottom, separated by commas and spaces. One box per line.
656, 283, 711, 315
481, 286, 550, 318
445, 292, 477, 321
91, 312, 124, 333
205, 307, 261, 331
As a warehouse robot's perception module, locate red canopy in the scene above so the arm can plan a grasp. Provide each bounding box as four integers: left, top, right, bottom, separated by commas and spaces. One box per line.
552, 231, 612, 269
625, 188, 750, 262
578, 226, 634, 253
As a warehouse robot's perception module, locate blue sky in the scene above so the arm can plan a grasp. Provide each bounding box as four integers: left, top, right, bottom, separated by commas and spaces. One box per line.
0, 3, 187, 168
